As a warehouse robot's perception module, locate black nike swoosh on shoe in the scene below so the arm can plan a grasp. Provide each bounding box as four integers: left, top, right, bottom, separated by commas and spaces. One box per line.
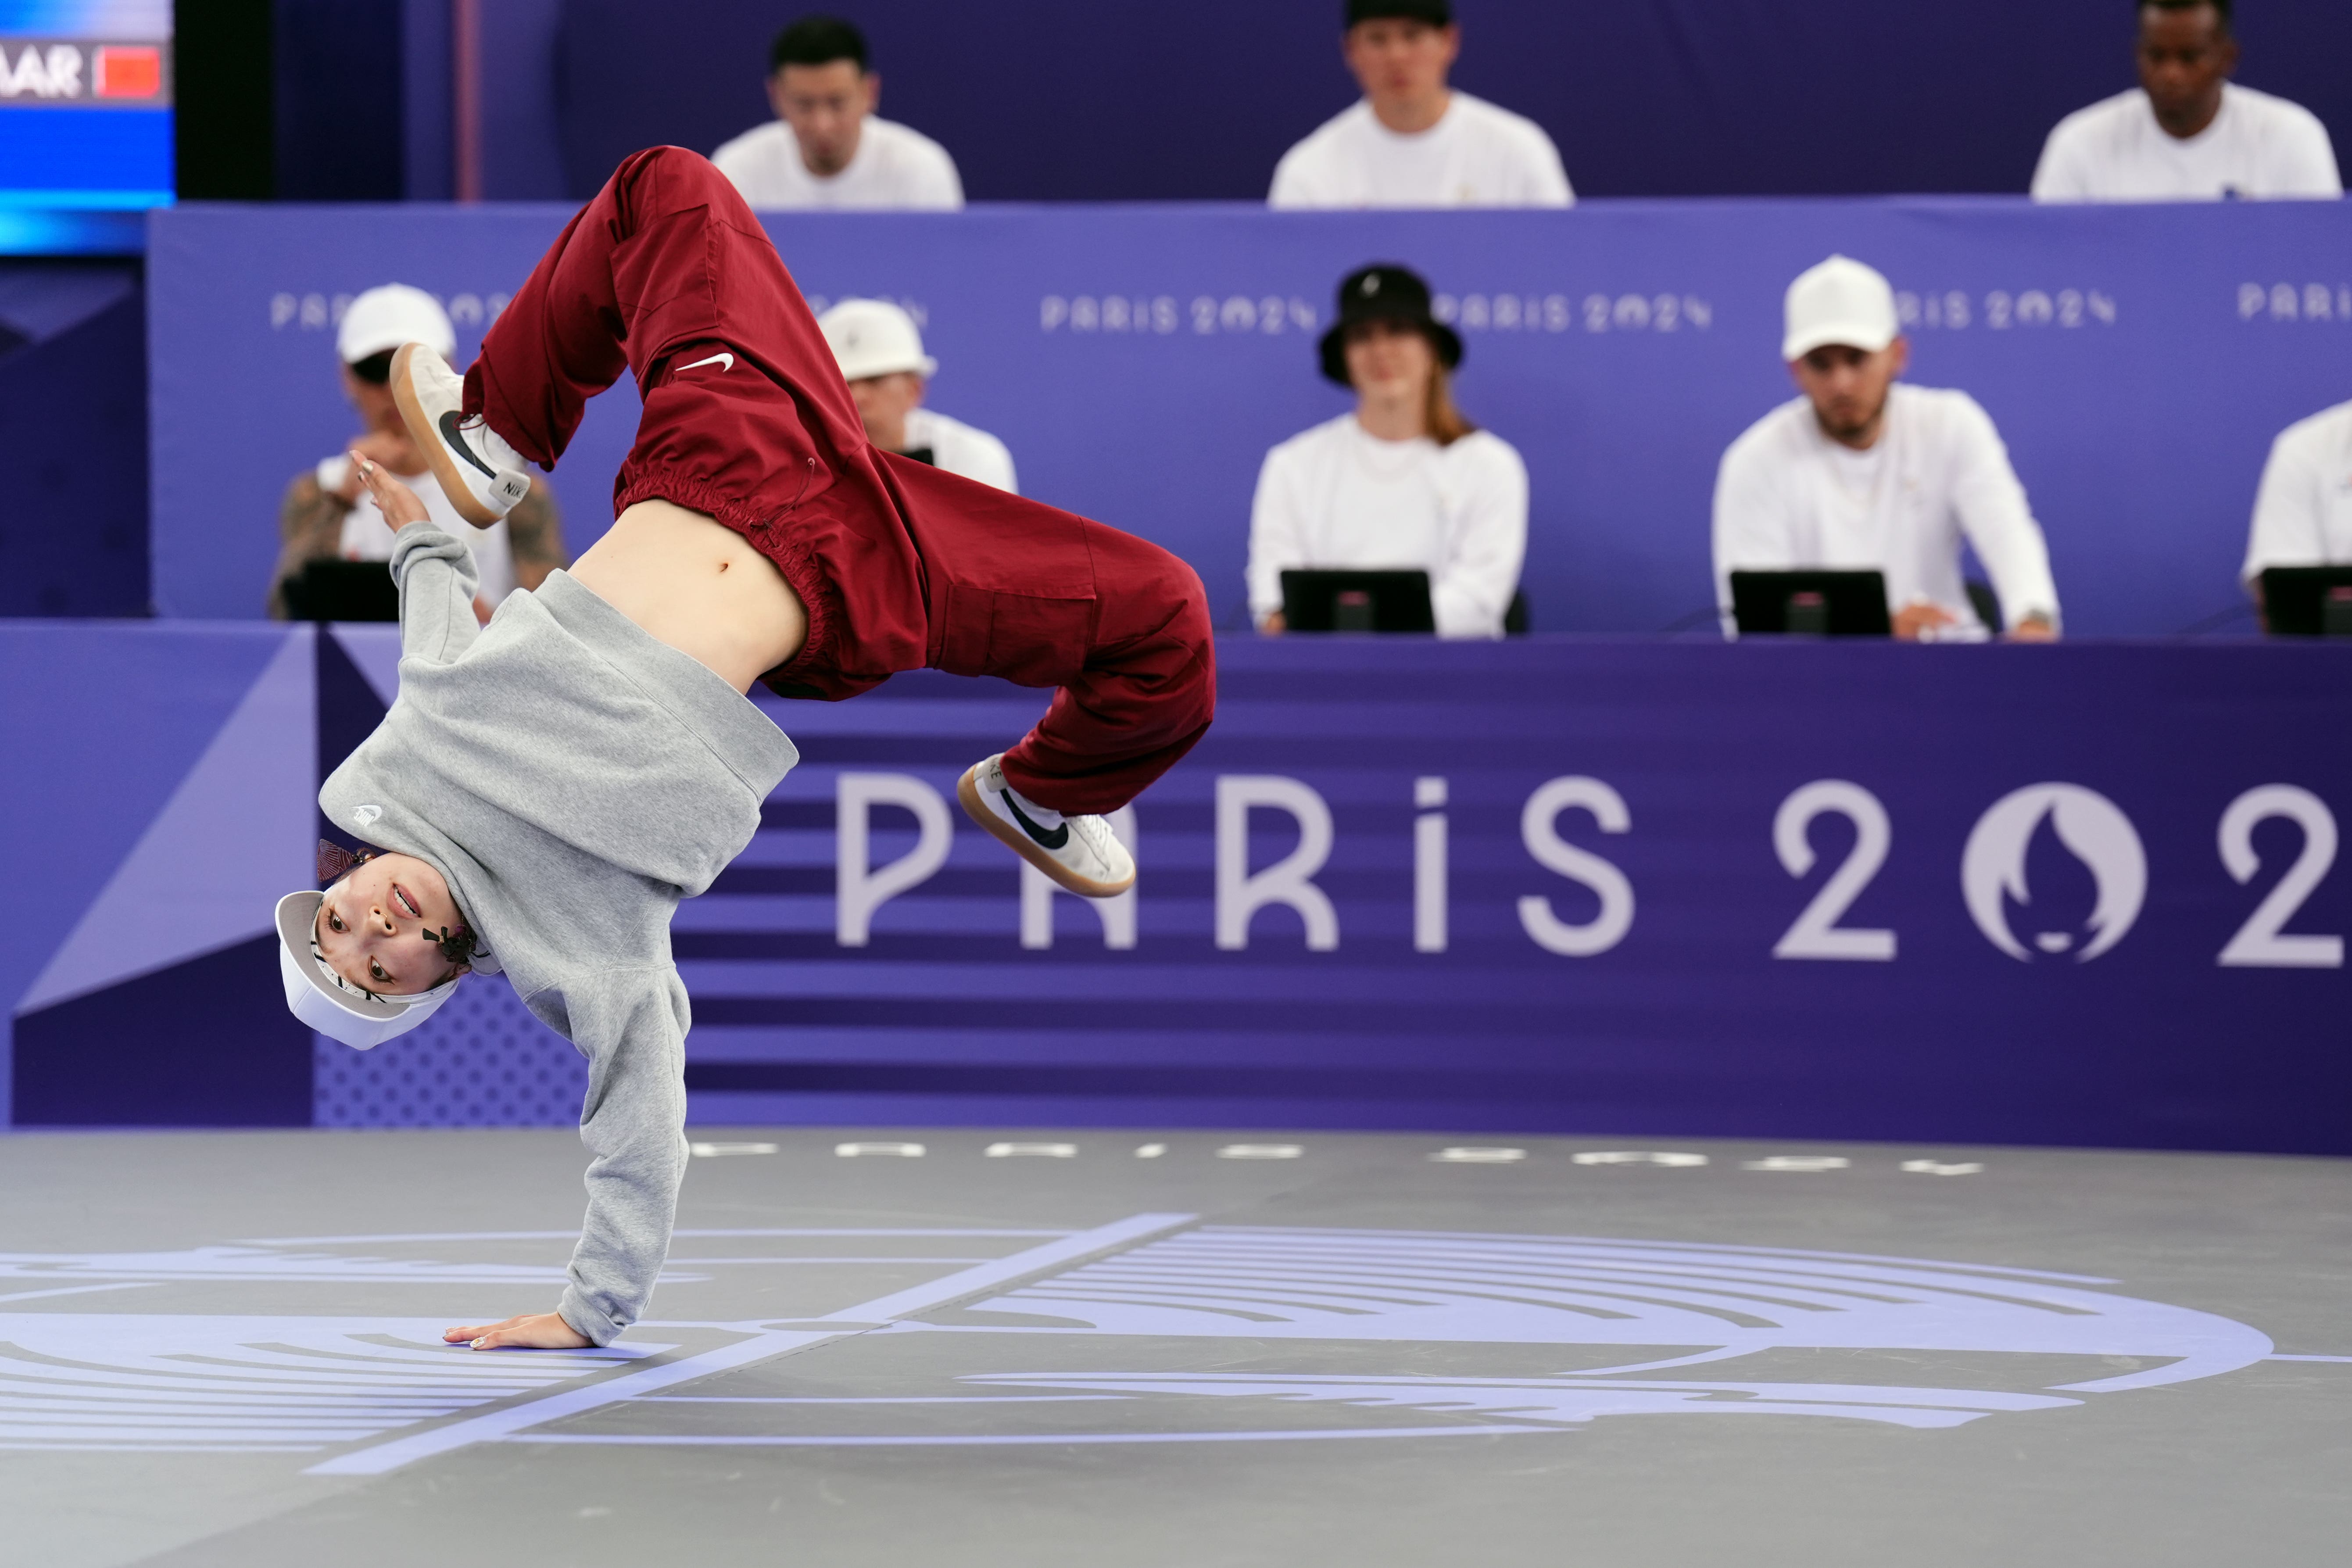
1002, 791, 1070, 851
439, 411, 498, 479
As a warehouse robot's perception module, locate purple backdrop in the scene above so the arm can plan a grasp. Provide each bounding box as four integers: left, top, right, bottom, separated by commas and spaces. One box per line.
6, 626, 2349, 1152
536, 0, 2352, 202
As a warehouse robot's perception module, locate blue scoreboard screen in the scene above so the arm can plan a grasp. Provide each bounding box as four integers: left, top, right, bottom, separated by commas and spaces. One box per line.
0, 0, 172, 252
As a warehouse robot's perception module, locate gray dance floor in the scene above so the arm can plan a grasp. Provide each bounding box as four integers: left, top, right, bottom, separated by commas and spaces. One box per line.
4, 1125, 2348, 1567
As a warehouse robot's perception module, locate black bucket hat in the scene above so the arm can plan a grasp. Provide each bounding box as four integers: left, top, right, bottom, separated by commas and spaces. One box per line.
1318, 264, 1464, 387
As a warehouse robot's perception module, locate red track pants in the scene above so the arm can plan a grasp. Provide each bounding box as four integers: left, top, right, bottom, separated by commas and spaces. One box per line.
464, 146, 1214, 816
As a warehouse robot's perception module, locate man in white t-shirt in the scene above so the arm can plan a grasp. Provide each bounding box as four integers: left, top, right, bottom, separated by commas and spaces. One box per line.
2243, 399, 2352, 616
1250, 265, 1527, 638
270, 285, 564, 621
1713, 256, 2061, 642
710, 16, 962, 211
2033, 0, 2339, 202
1269, 0, 1571, 210
817, 298, 1017, 494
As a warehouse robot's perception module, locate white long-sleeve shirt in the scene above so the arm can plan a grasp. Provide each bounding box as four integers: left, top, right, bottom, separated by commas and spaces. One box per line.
2245, 398, 2352, 584
2032, 84, 2341, 202
1712, 384, 2060, 637
1268, 93, 1572, 209
1248, 413, 1527, 638
709, 117, 963, 210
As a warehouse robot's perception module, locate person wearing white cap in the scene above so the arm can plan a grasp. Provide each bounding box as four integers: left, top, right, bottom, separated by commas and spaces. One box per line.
2032, 0, 2338, 203
817, 298, 1017, 493
276, 840, 487, 1050
1712, 256, 2061, 641
269, 284, 566, 621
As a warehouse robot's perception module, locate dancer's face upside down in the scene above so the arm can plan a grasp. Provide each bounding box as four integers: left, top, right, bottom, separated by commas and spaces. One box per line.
314, 852, 470, 997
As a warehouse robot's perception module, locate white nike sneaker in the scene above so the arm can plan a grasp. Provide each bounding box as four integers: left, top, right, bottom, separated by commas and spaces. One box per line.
958, 754, 1136, 899
391, 341, 533, 526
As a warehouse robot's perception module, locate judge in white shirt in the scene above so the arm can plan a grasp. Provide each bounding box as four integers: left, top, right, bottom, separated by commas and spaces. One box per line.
1713, 256, 2061, 642
710, 16, 963, 211
269, 285, 563, 621
818, 298, 1017, 493
1250, 264, 1527, 638
1269, 0, 1572, 210
2032, 0, 2339, 202
2244, 399, 2352, 616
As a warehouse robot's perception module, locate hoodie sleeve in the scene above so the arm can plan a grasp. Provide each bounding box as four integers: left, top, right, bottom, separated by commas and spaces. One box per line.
523, 966, 692, 1346
388, 522, 484, 666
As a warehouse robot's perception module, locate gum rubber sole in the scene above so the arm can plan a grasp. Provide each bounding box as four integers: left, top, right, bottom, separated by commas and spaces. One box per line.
390, 342, 507, 528
957, 763, 1134, 899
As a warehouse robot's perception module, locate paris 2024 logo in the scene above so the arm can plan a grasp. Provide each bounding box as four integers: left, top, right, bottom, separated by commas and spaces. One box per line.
1961, 783, 2148, 962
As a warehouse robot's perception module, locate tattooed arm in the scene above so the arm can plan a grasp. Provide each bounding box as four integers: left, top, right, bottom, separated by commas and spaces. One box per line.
505, 479, 570, 592
268, 470, 355, 619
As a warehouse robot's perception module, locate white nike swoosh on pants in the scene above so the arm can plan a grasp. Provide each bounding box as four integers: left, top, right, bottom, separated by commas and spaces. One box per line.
680, 351, 735, 373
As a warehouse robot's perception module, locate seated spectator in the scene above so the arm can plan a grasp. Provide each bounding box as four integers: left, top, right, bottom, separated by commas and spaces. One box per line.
1713, 256, 2060, 641
1249, 264, 1526, 638
2033, 0, 2339, 202
711, 16, 963, 211
270, 285, 563, 621
1270, 0, 1571, 209
2244, 397, 2352, 609
818, 298, 1016, 492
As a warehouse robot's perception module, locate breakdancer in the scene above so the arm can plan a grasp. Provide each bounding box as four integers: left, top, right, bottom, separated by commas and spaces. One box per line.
272, 147, 1214, 1351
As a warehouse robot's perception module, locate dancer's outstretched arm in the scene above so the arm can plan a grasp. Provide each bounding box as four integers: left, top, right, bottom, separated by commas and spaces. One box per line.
351, 453, 484, 665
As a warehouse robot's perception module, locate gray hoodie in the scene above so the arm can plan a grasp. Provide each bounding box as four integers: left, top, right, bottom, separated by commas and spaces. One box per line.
320, 523, 798, 1344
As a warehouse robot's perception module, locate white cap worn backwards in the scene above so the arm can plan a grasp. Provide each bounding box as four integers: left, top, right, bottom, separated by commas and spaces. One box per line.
819, 298, 938, 383
274, 889, 463, 1050
337, 283, 457, 366
1782, 254, 1900, 362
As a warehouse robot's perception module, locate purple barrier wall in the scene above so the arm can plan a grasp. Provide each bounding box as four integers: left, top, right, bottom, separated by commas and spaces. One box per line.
151, 199, 2352, 636
7, 624, 2349, 1154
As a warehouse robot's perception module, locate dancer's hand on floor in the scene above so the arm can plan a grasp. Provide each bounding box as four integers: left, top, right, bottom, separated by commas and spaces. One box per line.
445, 1311, 593, 1351
349, 448, 431, 532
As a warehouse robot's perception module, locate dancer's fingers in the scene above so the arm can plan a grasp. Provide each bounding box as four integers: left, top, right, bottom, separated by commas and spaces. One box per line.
443, 1313, 526, 1343
448, 1311, 592, 1351
349, 449, 432, 530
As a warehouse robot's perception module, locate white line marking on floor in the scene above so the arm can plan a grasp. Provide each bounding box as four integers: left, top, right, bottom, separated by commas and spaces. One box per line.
984, 1142, 1076, 1158
1216, 1144, 1303, 1160
511, 1425, 1546, 1448
1432, 1148, 1527, 1163
664, 1257, 1000, 1266
1572, 1151, 1708, 1167
633, 1395, 1124, 1405
1901, 1160, 1986, 1175
1133, 1144, 1167, 1159
1743, 1156, 1852, 1173
834, 1142, 925, 1158
689, 1142, 779, 1157
302, 1211, 1196, 1478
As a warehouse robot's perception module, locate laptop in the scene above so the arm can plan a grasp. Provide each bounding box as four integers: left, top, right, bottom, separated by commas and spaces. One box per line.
279, 559, 399, 623
2257, 566, 2352, 637
1279, 569, 1436, 634
1728, 569, 1893, 637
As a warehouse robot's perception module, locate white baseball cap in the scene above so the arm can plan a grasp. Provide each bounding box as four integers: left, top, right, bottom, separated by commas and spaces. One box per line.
819, 298, 936, 382
337, 283, 456, 365
274, 889, 463, 1050
1782, 255, 1900, 362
